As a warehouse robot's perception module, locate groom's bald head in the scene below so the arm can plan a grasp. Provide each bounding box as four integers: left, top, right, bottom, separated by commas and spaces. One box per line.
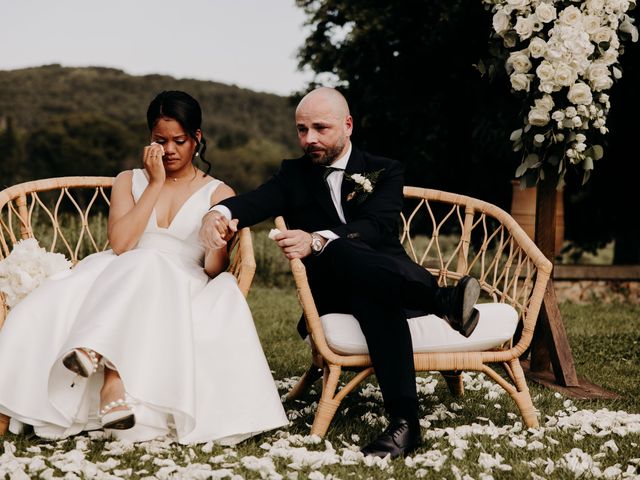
296, 87, 351, 119
295, 88, 353, 165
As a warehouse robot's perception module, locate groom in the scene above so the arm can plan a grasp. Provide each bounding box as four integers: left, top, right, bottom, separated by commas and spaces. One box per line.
200, 87, 480, 458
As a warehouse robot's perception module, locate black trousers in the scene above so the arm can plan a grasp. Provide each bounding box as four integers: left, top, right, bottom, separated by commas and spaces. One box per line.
302, 238, 439, 421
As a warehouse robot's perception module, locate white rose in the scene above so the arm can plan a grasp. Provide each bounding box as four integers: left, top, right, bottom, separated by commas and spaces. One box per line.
563, 31, 595, 62
528, 106, 551, 126
601, 47, 618, 66
507, 50, 532, 73
558, 6, 583, 27
568, 82, 593, 105
582, 15, 602, 34
586, 0, 605, 13
539, 81, 556, 94
551, 110, 566, 122
565, 106, 578, 118
544, 43, 564, 62
363, 180, 373, 192
493, 10, 511, 34
528, 37, 548, 58
554, 63, 577, 87
576, 133, 587, 143
587, 62, 613, 91
599, 93, 610, 103
510, 73, 532, 91
572, 116, 583, 127
606, 0, 630, 14
351, 173, 365, 183
591, 26, 613, 44
515, 16, 536, 39
535, 3, 557, 23
507, 0, 528, 8
536, 61, 555, 82
535, 94, 554, 112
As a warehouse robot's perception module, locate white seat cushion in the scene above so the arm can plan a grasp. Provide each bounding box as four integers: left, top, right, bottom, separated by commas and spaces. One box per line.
318, 303, 519, 355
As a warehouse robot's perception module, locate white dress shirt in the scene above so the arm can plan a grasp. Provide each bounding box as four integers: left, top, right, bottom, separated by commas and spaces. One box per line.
315, 143, 352, 242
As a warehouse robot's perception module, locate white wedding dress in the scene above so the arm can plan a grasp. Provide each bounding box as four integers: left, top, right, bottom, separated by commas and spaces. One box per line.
0, 169, 288, 444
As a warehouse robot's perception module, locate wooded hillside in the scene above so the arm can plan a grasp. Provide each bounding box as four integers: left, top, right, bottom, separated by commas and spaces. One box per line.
0, 65, 300, 192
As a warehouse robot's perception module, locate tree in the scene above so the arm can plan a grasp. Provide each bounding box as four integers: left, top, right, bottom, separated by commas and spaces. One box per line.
0, 117, 25, 188
26, 113, 135, 179
295, 0, 521, 208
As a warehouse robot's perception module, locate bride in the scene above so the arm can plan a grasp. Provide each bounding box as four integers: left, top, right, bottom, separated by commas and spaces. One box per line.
0, 90, 288, 444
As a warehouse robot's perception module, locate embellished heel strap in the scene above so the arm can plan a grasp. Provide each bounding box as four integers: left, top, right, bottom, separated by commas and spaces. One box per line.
99, 398, 132, 417
62, 348, 101, 378
100, 397, 135, 430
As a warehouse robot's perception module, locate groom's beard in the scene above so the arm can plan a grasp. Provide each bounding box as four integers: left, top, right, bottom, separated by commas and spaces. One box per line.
306, 140, 345, 166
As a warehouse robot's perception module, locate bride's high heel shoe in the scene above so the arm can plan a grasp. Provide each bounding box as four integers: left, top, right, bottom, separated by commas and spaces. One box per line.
62, 348, 100, 377
100, 398, 135, 430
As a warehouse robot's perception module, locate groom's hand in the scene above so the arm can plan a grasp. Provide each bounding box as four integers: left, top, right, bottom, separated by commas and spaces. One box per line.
275, 230, 312, 259
200, 211, 238, 249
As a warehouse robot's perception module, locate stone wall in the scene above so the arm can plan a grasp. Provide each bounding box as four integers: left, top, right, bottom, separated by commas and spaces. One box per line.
555, 280, 640, 304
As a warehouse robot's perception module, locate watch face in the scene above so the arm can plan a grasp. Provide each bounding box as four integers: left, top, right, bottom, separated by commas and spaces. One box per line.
311, 236, 322, 252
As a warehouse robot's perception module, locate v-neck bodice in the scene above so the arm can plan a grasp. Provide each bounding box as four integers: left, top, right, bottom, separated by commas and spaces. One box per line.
130, 169, 223, 264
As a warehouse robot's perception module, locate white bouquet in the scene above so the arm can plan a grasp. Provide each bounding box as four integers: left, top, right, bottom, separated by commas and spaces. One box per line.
0, 238, 72, 308
482, 0, 639, 187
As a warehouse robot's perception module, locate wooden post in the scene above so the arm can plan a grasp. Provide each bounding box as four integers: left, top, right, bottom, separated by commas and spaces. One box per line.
528, 173, 580, 386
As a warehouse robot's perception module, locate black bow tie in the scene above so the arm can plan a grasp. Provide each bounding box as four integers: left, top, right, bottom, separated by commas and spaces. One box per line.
322, 166, 343, 181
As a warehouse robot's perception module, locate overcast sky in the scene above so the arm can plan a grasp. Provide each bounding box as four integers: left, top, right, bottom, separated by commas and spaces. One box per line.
1, 0, 314, 96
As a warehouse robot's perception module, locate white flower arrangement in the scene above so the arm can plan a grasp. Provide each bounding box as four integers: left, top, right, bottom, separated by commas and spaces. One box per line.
0, 238, 72, 308
483, 0, 639, 186
345, 169, 384, 203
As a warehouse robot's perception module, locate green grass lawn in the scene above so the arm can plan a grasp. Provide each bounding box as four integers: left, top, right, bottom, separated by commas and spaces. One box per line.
1, 289, 639, 479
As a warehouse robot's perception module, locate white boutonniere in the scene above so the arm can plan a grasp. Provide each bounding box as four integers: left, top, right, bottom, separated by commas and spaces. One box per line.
345, 169, 384, 203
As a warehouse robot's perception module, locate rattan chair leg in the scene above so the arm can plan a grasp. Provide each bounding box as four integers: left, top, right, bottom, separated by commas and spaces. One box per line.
0, 413, 9, 436
508, 359, 539, 428
310, 365, 342, 437
512, 390, 539, 428
441, 370, 465, 397
286, 365, 323, 401
310, 398, 341, 437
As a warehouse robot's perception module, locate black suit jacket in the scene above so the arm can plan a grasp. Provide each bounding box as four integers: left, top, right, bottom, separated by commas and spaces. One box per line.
220, 146, 406, 256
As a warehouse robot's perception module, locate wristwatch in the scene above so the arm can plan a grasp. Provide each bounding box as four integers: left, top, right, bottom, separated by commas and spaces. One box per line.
310, 233, 324, 255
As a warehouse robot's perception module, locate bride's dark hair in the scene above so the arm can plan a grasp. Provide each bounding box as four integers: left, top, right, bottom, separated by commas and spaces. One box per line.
146, 91, 211, 175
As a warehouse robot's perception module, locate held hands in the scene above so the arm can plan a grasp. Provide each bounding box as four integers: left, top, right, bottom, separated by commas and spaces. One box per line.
199, 211, 239, 250
143, 142, 166, 185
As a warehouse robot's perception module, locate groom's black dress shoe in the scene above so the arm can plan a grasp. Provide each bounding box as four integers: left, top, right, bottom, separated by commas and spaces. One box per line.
435, 275, 481, 337
360, 417, 422, 459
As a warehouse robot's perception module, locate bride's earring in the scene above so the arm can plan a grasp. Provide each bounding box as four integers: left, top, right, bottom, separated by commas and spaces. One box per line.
192, 142, 203, 161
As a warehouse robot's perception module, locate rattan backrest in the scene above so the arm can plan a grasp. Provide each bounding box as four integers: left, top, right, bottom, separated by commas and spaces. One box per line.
0, 176, 255, 325
0, 177, 114, 263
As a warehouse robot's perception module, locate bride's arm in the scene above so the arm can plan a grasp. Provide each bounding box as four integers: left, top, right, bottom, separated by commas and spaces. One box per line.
204, 183, 236, 277
108, 144, 165, 254
108, 171, 162, 254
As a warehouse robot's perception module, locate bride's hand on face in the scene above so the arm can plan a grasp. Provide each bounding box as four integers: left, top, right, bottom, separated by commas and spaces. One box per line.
143, 143, 166, 185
